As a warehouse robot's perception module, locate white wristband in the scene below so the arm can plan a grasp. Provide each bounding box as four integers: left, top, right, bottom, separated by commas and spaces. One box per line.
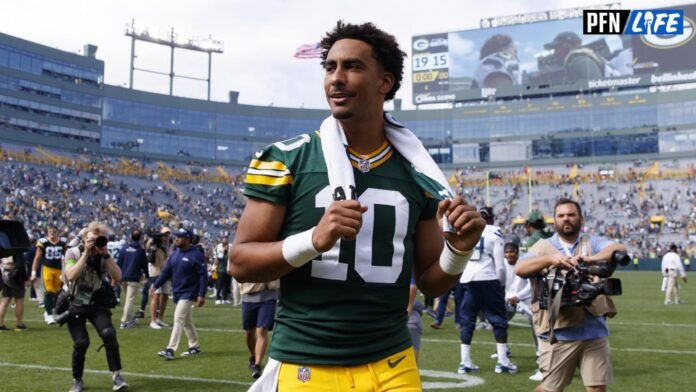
31, 271, 37, 279
439, 241, 473, 275
282, 227, 321, 268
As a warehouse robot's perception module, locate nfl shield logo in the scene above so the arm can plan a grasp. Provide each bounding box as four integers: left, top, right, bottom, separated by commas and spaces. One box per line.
297, 367, 311, 383
357, 159, 371, 173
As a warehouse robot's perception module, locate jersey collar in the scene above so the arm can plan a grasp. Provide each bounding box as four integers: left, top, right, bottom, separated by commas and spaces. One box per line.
347, 141, 393, 172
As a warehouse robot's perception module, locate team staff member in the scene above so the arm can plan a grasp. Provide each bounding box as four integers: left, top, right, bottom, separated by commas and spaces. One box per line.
214, 236, 232, 304
231, 21, 485, 391
0, 253, 28, 331
31, 225, 67, 324
503, 242, 542, 382
155, 228, 207, 360
524, 211, 552, 250
661, 244, 687, 305
516, 198, 627, 392
117, 229, 148, 329
240, 279, 279, 379
147, 227, 171, 329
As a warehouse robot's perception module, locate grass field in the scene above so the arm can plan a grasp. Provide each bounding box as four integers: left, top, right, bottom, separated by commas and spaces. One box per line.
1, 271, 694, 391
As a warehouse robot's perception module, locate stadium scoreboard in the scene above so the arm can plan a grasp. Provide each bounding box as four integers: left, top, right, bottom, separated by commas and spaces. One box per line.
411, 3, 696, 105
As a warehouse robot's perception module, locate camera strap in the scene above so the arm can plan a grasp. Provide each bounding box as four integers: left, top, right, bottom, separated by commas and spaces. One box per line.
546, 267, 567, 345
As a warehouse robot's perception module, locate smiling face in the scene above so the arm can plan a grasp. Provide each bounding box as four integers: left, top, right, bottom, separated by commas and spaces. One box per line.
323, 39, 393, 122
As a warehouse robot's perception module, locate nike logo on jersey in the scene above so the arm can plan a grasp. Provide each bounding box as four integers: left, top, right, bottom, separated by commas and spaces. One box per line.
254, 150, 263, 158
388, 355, 406, 368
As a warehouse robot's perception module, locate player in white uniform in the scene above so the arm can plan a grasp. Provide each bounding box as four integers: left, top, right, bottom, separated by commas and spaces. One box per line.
457, 207, 516, 374
107, 236, 126, 303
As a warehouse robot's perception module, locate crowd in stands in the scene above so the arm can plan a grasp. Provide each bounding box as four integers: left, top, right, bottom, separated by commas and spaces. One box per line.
0, 149, 246, 244
1, 144, 694, 260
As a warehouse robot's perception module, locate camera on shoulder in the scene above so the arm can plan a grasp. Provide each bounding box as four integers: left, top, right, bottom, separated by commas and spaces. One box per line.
539, 250, 630, 309
148, 231, 164, 246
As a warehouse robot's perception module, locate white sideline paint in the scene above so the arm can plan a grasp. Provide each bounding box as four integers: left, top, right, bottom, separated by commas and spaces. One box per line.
0, 362, 252, 386
420, 369, 485, 389
0, 361, 479, 390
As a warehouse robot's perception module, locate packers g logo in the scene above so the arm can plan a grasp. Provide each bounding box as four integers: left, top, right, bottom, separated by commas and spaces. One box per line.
413, 38, 429, 51
641, 16, 695, 48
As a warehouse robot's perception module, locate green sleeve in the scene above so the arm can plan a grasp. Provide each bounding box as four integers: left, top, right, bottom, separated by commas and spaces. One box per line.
243, 137, 301, 205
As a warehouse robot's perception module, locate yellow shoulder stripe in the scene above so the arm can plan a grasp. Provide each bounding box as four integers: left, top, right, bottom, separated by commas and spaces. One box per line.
249, 159, 287, 171
246, 174, 293, 186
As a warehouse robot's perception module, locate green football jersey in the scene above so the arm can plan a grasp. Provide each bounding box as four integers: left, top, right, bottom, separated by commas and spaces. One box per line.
244, 132, 438, 366
37, 237, 67, 269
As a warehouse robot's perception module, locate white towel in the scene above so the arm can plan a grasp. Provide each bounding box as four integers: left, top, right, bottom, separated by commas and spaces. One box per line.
319, 112, 453, 202
247, 357, 280, 391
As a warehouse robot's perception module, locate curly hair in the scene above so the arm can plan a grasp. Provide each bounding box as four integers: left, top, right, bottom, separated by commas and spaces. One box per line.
320, 21, 406, 101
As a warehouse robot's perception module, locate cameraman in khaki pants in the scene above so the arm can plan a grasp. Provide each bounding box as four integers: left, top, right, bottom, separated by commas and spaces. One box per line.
516, 198, 627, 392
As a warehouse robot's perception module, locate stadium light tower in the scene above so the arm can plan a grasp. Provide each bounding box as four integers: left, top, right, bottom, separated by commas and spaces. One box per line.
125, 19, 224, 100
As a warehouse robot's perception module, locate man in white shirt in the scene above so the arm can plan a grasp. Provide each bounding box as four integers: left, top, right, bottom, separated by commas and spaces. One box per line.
661, 244, 687, 305
503, 242, 543, 381
457, 207, 516, 374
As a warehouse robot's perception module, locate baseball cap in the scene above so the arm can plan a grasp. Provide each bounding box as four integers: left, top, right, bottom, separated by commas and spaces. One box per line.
479, 206, 494, 219
543, 32, 581, 50
173, 227, 193, 239
526, 211, 544, 224
160, 227, 171, 234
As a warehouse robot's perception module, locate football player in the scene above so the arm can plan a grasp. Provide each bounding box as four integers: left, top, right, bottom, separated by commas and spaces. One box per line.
231, 21, 485, 391
31, 225, 67, 324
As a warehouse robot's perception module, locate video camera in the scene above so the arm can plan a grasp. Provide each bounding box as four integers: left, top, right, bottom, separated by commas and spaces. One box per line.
0, 220, 31, 258
539, 250, 630, 309
149, 231, 164, 246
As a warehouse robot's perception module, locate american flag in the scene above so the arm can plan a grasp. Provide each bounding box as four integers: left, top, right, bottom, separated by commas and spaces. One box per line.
293, 43, 322, 59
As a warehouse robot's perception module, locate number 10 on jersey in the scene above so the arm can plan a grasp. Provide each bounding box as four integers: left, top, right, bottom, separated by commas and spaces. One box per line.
311, 185, 408, 284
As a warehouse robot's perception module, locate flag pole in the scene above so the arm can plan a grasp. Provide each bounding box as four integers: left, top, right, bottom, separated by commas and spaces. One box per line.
528, 167, 533, 213
486, 171, 490, 207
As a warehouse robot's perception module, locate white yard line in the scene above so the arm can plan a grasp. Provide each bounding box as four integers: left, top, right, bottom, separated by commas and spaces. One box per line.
0, 362, 252, 386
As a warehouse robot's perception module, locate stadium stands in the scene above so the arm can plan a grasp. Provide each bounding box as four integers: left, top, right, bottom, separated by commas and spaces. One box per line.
2, 141, 693, 261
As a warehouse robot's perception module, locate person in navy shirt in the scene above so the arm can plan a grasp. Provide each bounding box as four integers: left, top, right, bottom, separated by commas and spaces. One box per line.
153, 228, 207, 360
116, 229, 148, 329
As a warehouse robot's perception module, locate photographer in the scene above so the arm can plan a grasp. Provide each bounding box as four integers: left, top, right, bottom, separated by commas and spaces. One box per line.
62, 222, 129, 392
146, 227, 171, 329
0, 253, 28, 331
516, 198, 626, 392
